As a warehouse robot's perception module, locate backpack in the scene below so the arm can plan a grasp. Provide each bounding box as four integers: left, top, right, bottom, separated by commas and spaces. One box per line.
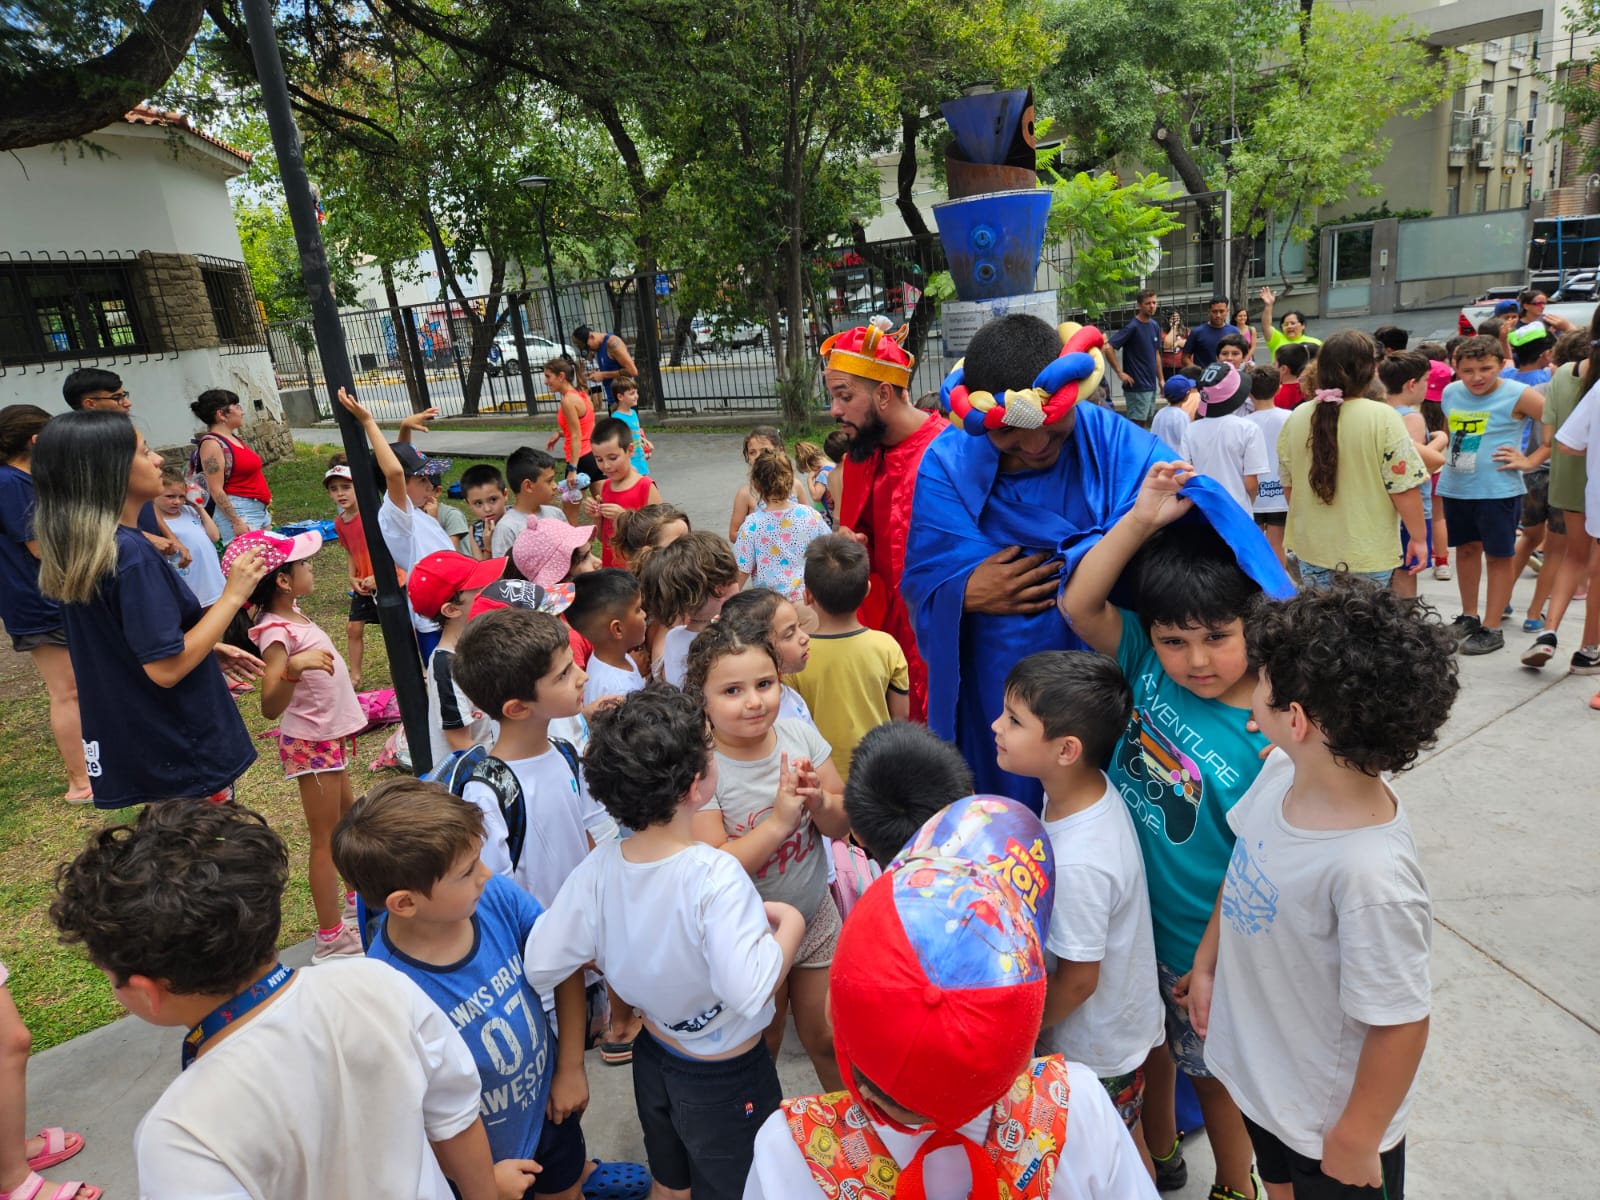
185, 433, 234, 512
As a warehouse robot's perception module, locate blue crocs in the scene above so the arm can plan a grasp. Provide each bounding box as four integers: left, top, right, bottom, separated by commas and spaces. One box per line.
583, 1160, 650, 1200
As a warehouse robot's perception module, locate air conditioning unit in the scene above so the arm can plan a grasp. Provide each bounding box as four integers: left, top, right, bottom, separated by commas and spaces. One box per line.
1475, 93, 1496, 115
1472, 114, 1493, 137
1477, 140, 1497, 167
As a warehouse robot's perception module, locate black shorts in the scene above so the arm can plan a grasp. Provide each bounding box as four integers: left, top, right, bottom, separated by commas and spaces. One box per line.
1441, 495, 1521, 558
528, 1111, 586, 1196
1242, 1113, 1405, 1199
1255, 511, 1287, 528
631, 1029, 781, 1199
1521, 467, 1551, 528
10, 626, 66, 653
347, 590, 380, 624
574, 452, 601, 485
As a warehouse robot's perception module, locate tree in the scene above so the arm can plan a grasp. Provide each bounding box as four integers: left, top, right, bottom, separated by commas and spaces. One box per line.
1041, 0, 1454, 303
1044, 168, 1182, 320
1547, 2, 1600, 174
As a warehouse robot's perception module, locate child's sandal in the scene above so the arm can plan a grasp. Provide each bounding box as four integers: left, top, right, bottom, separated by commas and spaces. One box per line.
0, 1173, 103, 1200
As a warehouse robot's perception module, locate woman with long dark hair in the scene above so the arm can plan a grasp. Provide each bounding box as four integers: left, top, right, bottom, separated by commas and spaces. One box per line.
1277, 330, 1429, 589
192, 389, 274, 545
0, 404, 91, 801
33, 412, 268, 808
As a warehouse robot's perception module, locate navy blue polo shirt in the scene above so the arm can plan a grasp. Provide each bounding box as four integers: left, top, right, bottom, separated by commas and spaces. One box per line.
1108, 315, 1163, 392
0, 464, 61, 637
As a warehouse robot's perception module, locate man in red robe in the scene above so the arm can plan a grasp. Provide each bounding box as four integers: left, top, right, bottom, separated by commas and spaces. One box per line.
822, 321, 947, 721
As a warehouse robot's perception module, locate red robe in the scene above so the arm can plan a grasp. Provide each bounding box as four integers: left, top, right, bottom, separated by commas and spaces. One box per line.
838, 411, 948, 722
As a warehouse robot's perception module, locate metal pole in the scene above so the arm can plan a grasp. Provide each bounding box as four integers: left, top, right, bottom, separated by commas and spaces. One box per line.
240, 0, 433, 773
1221, 188, 1233, 309
507, 294, 538, 415
538, 201, 564, 344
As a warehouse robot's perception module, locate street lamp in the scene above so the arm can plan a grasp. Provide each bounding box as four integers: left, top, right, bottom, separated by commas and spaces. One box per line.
516, 175, 564, 344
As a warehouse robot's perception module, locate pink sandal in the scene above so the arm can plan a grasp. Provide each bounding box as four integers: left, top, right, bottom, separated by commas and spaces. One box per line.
0, 1173, 102, 1200
25, 1129, 82, 1173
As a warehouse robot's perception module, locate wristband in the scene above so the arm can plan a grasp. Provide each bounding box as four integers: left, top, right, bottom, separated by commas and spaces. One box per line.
566, 463, 577, 477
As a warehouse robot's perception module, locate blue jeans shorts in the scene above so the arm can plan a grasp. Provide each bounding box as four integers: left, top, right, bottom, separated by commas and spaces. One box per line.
1298, 562, 1395, 590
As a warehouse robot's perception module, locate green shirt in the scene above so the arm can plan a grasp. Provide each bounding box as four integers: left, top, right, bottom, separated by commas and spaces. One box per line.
1266, 328, 1323, 357
1544, 362, 1590, 513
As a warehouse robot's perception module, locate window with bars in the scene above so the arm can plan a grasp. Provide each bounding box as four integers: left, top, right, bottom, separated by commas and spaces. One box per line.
0, 258, 150, 365
198, 256, 265, 351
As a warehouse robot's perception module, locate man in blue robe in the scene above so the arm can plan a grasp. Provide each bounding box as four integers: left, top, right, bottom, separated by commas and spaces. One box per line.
903, 315, 1291, 813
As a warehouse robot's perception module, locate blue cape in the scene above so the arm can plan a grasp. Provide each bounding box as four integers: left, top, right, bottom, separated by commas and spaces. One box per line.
901, 404, 1293, 813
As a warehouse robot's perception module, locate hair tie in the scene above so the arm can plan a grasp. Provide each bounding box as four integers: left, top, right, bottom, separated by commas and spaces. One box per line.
1314, 388, 1345, 405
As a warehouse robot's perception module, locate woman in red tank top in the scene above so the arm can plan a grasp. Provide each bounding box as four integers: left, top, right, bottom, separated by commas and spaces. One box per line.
191, 389, 273, 544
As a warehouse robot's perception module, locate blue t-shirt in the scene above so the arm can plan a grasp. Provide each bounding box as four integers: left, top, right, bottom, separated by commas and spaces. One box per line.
615, 409, 649, 475
63, 525, 255, 807
1107, 611, 1269, 972
0, 464, 61, 637
368, 875, 554, 1163
1185, 323, 1241, 370
1501, 366, 1551, 453
1108, 315, 1163, 392
1439, 377, 1530, 501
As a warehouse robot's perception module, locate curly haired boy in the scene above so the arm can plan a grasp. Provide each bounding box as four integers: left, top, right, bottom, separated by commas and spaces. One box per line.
1183, 578, 1460, 1200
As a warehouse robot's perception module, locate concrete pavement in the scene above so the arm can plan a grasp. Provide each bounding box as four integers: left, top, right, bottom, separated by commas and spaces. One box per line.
24, 425, 1600, 1197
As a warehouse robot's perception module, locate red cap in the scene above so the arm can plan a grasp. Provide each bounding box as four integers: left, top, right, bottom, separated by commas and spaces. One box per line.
407, 551, 506, 619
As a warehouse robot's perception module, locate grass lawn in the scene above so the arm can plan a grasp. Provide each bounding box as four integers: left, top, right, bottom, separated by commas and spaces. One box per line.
0, 443, 504, 1049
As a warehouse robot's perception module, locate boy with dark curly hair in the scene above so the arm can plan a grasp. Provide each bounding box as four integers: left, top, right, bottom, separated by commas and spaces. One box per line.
523, 684, 805, 1200
1183, 578, 1459, 1200
49, 800, 508, 1199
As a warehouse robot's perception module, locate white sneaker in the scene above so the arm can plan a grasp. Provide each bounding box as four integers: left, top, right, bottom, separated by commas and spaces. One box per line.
311, 924, 364, 962
1434, 563, 1453, 581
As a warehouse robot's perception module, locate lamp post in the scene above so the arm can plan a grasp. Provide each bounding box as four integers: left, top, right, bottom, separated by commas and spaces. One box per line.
516, 175, 564, 342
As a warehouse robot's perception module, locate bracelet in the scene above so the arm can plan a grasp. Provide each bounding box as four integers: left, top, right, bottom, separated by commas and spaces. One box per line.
281, 673, 301, 683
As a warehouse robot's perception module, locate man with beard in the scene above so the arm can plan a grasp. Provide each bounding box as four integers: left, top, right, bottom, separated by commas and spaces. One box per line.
902, 315, 1290, 812
823, 320, 946, 721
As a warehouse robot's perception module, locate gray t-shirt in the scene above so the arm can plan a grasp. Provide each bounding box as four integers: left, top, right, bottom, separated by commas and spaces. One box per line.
707, 718, 832, 918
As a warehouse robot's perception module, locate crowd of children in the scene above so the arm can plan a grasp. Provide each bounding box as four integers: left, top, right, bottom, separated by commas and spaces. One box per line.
8, 319, 1597, 1200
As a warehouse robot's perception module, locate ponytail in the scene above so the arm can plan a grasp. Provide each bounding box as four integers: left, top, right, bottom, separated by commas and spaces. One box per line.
1305, 330, 1379, 505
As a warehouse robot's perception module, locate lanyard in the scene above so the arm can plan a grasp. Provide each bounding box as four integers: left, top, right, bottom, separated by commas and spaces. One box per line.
181, 961, 294, 1070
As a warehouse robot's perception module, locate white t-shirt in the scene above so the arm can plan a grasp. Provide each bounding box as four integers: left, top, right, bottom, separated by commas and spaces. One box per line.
778, 683, 813, 725
1246, 406, 1292, 515
655, 624, 696, 688
583, 654, 645, 707
1556, 380, 1600, 537
742, 1059, 1158, 1200
1152, 403, 1190, 453
1204, 750, 1432, 1158
166, 506, 226, 607
463, 745, 609, 910
491, 506, 568, 558
524, 840, 782, 1054
134, 959, 480, 1200
426, 646, 498, 769
378, 495, 454, 633
1036, 777, 1166, 1076
1181, 413, 1270, 512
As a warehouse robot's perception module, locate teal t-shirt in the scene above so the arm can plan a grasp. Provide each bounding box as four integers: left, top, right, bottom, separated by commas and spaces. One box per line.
1108, 611, 1270, 972
1439, 377, 1528, 501
616, 409, 649, 475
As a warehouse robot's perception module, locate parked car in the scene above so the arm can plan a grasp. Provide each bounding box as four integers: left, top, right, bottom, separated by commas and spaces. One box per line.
691, 313, 765, 351
1459, 290, 1597, 337
487, 332, 565, 376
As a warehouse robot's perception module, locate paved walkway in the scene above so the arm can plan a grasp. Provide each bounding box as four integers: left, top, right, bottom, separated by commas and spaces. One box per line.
25, 427, 1600, 1197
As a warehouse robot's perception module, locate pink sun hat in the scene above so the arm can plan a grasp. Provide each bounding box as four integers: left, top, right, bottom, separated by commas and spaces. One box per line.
221, 528, 322, 575
512, 517, 596, 587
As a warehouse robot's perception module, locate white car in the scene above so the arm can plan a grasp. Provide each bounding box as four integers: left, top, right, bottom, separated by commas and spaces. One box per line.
488, 332, 564, 376
691, 313, 765, 351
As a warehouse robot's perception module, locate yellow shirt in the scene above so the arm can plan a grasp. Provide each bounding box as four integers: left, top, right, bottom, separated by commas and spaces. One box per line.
1277, 397, 1427, 573
788, 627, 909, 781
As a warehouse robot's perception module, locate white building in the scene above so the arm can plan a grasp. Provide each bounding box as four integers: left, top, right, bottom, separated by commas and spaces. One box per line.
0, 107, 290, 459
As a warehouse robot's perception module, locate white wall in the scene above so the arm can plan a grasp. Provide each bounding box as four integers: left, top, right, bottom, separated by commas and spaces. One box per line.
0, 349, 280, 452
348, 248, 497, 309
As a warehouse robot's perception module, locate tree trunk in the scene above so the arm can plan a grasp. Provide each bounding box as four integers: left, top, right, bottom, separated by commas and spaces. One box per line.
894, 111, 939, 362
0, 0, 208, 150
382, 262, 425, 413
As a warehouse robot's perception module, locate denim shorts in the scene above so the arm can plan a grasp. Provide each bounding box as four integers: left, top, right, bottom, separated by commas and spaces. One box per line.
1297, 562, 1395, 590
219, 496, 272, 545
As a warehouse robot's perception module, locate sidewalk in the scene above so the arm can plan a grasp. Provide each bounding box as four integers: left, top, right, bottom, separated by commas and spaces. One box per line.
25, 433, 1600, 1196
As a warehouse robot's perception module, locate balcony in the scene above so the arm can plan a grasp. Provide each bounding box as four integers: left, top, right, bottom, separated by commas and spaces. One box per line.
1484, 38, 1504, 62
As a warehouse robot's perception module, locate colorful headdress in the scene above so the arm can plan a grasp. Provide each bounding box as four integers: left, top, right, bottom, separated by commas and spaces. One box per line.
940, 322, 1107, 435
819, 318, 916, 389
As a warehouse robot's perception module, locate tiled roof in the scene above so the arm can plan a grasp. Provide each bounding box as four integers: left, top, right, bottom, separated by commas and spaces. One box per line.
123, 105, 253, 166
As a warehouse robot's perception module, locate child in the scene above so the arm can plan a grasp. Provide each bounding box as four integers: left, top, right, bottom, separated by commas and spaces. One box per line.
450, 608, 611, 909
1186, 579, 1458, 1200
610, 376, 653, 476
582, 417, 660, 568
416, 459, 469, 551
322, 457, 382, 685
822, 429, 850, 519
719, 586, 816, 723
155, 463, 224, 608
332, 780, 595, 1200
1438, 334, 1546, 654
1215, 332, 1251, 370
993, 651, 1165, 1170
336, 388, 454, 662
638, 530, 740, 687
491, 447, 565, 559
733, 448, 831, 602
685, 621, 851, 1091
611, 502, 690, 572
2, 958, 100, 1200
1182, 362, 1268, 511
1420, 345, 1456, 579
727, 424, 788, 541
842, 720, 974, 867
1152, 372, 1198, 452
1503, 324, 1560, 625
1059, 465, 1270, 1200
792, 440, 835, 525
50, 801, 505, 1199
744, 851, 1157, 1199
512, 516, 599, 590
407, 549, 507, 767
1246, 366, 1292, 570
1273, 342, 1312, 411
1378, 351, 1449, 600
523, 686, 805, 1200
543, 356, 598, 518
565, 567, 647, 707
225, 529, 367, 962
788, 535, 908, 778
459, 462, 509, 560
1555, 381, 1600, 701
1277, 330, 1429, 592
